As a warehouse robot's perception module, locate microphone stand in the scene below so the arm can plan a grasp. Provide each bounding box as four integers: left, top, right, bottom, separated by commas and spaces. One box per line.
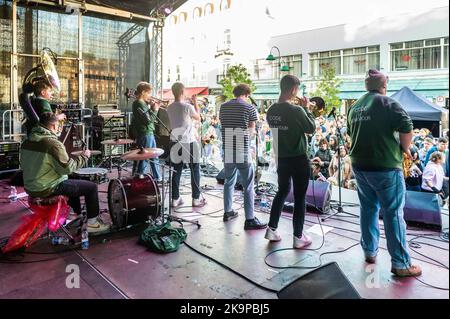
152, 110, 201, 229
322, 109, 358, 221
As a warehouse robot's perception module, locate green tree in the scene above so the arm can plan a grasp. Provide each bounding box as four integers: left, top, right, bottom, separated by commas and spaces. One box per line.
310, 65, 342, 114
219, 64, 256, 100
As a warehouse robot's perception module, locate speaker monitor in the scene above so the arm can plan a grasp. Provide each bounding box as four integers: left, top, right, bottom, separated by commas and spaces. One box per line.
380, 190, 442, 230
285, 180, 332, 214
278, 262, 361, 299
216, 168, 243, 190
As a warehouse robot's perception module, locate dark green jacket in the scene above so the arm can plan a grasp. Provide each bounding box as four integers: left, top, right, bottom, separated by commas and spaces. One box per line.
131, 100, 158, 137
267, 102, 316, 158
20, 125, 87, 198
347, 92, 413, 170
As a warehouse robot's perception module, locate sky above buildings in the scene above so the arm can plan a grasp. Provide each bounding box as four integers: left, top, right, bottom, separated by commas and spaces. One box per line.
263, 0, 449, 35
163, 0, 449, 84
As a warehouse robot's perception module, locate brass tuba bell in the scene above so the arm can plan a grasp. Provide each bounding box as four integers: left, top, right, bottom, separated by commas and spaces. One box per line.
22, 48, 60, 94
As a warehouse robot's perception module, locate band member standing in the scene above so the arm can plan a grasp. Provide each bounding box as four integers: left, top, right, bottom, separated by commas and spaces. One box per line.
347, 69, 421, 277
131, 82, 161, 181
219, 84, 267, 230
266, 75, 315, 248
20, 113, 109, 233
167, 82, 204, 208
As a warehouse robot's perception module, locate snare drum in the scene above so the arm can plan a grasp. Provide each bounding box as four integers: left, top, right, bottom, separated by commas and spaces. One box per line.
71, 168, 109, 184
108, 174, 160, 228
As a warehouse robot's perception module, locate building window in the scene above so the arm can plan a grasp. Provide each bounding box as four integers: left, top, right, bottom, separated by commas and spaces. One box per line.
390, 38, 447, 71
444, 37, 449, 69
310, 50, 341, 77
342, 46, 380, 75
252, 55, 302, 80
204, 3, 214, 15
176, 65, 180, 81
224, 29, 231, 49
192, 64, 196, 80
167, 68, 171, 83
284, 55, 302, 77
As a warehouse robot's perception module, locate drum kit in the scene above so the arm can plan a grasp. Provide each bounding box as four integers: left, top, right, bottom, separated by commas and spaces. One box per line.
69, 139, 199, 231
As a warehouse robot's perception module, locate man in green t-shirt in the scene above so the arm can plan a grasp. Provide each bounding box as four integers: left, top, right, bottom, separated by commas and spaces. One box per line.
266, 75, 316, 249
347, 69, 421, 277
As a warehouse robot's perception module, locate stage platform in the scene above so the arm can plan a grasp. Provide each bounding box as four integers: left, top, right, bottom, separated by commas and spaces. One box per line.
0, 169, 448, 299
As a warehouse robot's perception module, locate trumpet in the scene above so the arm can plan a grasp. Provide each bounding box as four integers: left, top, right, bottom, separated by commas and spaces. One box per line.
291, 96, 326, 118
146, 96, 170, 107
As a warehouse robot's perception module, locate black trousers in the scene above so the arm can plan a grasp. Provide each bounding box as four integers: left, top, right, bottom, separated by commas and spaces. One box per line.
53, 179, 99, 219
269, 155, 311, 237
170, 142, 201, 200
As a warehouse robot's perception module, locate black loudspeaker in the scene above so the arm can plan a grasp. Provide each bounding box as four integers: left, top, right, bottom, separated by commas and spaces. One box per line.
285, 180, 332, 214
380, 191, 442, 231
216, 168, 243, 190
278, 262, 361, 299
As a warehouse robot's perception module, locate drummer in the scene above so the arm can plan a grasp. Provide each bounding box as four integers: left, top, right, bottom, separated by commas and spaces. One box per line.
130, 82, 161, 181
20, 112, 110, 234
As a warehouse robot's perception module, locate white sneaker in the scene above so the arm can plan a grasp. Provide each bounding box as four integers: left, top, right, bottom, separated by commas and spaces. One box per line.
293, 233, 312, 249
192, 198, 206, 207
171, 197, 184, 208
87, 218, 110, 234
265, 228, 282, 242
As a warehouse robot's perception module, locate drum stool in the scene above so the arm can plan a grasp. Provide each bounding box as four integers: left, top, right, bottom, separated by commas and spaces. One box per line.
28, 195, 88, 247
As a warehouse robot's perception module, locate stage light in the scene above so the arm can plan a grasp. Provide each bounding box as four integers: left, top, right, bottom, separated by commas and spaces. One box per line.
164, 7, 172, 15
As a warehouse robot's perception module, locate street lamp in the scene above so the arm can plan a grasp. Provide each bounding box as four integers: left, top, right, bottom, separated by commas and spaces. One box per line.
266, 46, 290, 72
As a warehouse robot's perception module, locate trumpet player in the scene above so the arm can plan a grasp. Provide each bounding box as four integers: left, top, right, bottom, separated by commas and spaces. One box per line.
130, 82, 161, 181
266, 75, 316, 248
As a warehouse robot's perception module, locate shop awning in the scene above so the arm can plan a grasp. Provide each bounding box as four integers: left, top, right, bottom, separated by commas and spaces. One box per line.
162, 87, 209, 100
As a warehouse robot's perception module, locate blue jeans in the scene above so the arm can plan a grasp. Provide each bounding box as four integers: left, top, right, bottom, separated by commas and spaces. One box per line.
353, 168, 412, 270
223, 162, 254, 220
133, 134, 160, 180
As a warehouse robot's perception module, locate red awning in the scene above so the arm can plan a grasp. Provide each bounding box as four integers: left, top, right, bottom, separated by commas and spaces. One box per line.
162, 87, 209, 100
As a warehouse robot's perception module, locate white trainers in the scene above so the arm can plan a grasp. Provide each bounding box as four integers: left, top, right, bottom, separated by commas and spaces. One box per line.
171, 197, 184, 208
87, 218, 110, 234
192, 198, 206, 207
265, 228, 282, 242
293, 233, 312, 249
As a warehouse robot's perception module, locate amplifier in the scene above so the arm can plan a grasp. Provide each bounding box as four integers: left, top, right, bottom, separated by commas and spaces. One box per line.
0, 140, 21, 173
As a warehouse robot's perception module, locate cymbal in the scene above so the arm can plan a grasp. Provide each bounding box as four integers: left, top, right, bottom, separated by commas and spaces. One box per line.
101, 139, 134, 145
121, 148, 164, 161
71, 150, 102, 156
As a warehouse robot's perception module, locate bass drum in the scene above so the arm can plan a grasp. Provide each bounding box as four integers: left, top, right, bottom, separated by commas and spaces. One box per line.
108, 174, 160, 229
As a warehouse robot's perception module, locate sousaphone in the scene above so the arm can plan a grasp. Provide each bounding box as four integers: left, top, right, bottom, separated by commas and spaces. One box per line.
22, 47, 60, 94
20, 48, 61, 125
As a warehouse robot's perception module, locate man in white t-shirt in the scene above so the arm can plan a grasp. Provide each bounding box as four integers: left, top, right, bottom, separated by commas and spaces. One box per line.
167, 83, 205, 207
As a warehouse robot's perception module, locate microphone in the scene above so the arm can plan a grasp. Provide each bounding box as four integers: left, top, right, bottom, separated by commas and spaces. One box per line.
327, 107, 336, 119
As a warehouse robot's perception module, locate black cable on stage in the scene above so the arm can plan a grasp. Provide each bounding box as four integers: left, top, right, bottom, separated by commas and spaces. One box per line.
182, 240, 279, 294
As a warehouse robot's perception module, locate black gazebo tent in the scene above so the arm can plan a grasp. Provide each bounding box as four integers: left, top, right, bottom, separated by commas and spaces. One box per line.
391, 87, 448, 136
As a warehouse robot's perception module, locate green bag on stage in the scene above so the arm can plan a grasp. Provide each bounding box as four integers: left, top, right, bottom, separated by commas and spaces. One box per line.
139, 222, 187, 254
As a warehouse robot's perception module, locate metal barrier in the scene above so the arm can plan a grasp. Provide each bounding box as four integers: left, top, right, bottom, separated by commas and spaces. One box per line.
1, 109, 26, 141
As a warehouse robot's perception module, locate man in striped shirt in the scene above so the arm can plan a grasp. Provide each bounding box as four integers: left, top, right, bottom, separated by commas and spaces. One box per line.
219, 84, 267, 230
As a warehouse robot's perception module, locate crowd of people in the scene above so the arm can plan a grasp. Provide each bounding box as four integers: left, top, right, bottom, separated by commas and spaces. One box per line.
197, 97, 449, 205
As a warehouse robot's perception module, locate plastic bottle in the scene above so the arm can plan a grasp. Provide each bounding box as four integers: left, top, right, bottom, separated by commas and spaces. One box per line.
9, 186, 17, 202
260, 194, 269, 210
81, 229, 89, 250
51, 236, 70, 246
